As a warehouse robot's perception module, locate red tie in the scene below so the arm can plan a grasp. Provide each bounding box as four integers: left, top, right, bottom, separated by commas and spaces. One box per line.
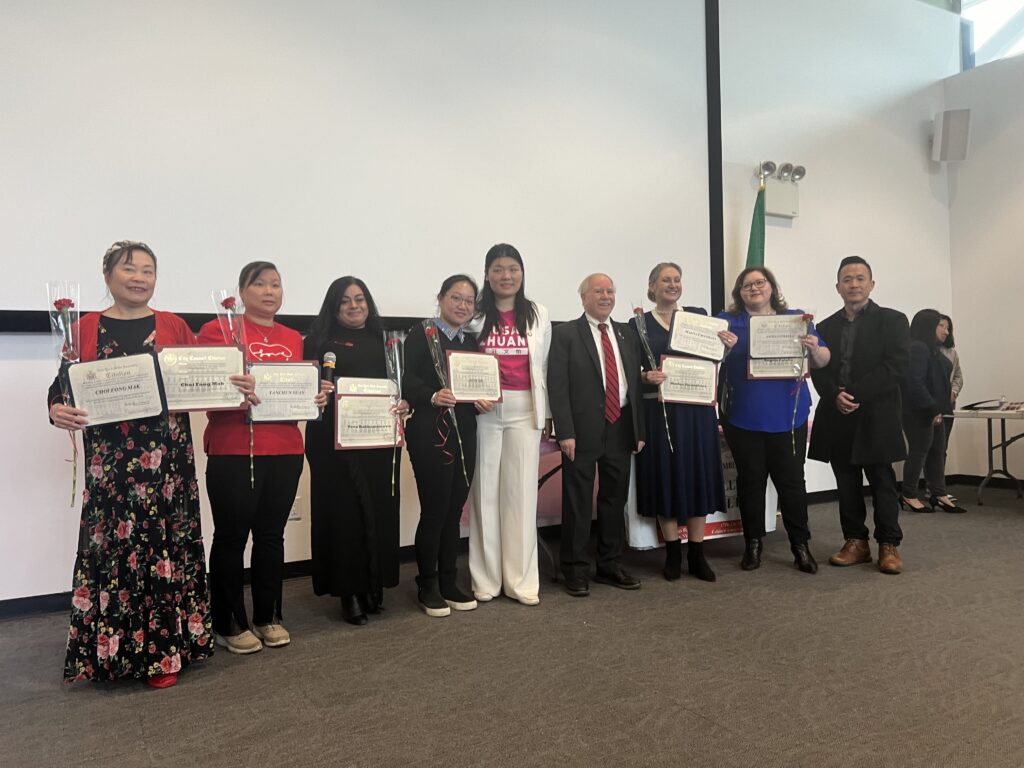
599, 323, 621, 424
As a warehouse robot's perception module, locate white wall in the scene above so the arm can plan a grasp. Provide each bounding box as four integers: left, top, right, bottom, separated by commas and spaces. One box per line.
719, 0, 961, 491
944, 54, 1024, 477
0, 0, 710, 320
0, 0, 709, 600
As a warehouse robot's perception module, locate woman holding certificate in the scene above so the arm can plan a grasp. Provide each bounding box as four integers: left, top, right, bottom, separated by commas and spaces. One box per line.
47, 240, 212, 688
716, 267, 829, 573
469, 244, 551, 606
304, 277, 409, 626
631, 262, 724, 582
404, 274, 489, 618
198, 261, 327, 652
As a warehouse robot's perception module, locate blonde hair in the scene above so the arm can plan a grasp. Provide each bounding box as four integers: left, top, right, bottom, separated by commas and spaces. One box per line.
646, 262, 682, 302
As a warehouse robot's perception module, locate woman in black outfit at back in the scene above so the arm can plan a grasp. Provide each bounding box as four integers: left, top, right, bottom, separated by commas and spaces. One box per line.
900, 308, 965, 513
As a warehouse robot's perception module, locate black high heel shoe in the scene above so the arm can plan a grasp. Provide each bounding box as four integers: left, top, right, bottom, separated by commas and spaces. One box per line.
931, 495, 967, 513
899, 496, 933, 513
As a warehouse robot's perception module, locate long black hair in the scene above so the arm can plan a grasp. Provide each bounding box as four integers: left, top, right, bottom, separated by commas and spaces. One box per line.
306, 276, 383, 350
910, 308, 942, 349
939, 313, 956, 348
477, 243, 538, 337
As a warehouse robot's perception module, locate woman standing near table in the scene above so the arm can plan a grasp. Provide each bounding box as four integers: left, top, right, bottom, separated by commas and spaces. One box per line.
631, 262, 723, 582
900, 309, 964, 513
199, 261, 327, 652
48, 240, 213, 688
404, 274, 489, 617
938, 313, 963, 455
716, 266, 829, 573
304, 276, 409, 626
469, 244, 551, 606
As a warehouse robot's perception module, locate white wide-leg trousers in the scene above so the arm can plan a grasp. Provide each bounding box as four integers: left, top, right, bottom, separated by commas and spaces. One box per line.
469, 390, 541, 601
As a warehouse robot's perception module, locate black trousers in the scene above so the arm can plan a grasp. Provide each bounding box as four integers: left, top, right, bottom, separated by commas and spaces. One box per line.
409, 436, 476, 583
560, 415, 633, 578
903, 415, 947, 498
831, 460, 902, 546
723, 422, 810, 544
206, 454, 303, 634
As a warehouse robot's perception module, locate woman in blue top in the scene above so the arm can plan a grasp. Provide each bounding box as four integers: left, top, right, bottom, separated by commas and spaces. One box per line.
717, 267, 830, 573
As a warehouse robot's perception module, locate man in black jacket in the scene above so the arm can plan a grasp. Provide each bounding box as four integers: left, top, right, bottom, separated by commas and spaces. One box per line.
547, 273, 646, 596
809, 256, 910, 574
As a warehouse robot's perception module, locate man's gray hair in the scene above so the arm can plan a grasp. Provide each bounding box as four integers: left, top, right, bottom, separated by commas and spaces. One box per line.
578, 272, 615, 296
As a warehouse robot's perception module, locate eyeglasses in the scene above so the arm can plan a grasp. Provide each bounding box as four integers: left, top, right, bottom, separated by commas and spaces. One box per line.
740, 278, 768, 292
444, 294, 476, 307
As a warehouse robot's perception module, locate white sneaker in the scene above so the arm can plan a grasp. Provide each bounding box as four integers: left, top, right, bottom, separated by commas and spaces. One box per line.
252, 623, 291, 647
214, 630, 263, 655
515, 595, 540, 606
473, 591, 495, 602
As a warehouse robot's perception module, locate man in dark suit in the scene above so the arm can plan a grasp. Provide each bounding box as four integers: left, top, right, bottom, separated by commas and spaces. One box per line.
547, 273, 646, 597
809, 256, 910, 574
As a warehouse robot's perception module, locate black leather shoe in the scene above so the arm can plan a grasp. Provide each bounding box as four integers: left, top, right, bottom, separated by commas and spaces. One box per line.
340, 595, 368, 626
358, 592, 382, 615
563, 574, 590, 597
740, 538, 763, 571
791, 542, 818, 574
594, 567, 641, 590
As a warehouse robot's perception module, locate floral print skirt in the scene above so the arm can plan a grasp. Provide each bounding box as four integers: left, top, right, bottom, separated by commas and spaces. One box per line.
64, 412, 213, 682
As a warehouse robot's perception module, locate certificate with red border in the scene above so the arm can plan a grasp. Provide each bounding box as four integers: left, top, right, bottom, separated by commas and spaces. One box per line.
334, 393, 403, 450
446, 350, 502, 403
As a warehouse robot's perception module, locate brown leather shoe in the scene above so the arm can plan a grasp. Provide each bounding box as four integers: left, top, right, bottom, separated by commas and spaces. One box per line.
828, 538, 872, 567
877, 543, 903, 575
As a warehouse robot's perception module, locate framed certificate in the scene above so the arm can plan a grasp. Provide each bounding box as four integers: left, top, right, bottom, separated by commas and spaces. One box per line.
65, 353, 165, 427
748, 315, 806, 359
249, 361, 322, 423
748, 356, 808, 380
334, 394, 403, 450
446, 350, 502, 403
659, 355, 718, 406
156, 345, 246, 412
668, 311, 728, 361
336, 377, 398, 396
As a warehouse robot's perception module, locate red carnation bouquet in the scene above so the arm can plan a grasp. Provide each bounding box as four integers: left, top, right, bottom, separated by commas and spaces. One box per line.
211, 288, 253, 484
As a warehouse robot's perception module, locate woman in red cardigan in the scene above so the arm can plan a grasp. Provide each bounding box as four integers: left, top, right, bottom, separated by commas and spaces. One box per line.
48, 240, 229, 688
198, 261, 328, 654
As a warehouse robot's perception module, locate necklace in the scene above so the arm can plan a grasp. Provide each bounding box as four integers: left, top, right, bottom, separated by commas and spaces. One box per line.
246, 316, 273, 343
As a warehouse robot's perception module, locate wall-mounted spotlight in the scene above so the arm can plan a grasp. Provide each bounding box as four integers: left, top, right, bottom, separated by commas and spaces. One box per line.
777, 162, 794, 181
758, 161, 777, 184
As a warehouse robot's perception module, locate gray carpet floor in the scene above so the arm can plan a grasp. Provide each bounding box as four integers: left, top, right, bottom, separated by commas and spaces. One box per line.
2, 486, 1023, 768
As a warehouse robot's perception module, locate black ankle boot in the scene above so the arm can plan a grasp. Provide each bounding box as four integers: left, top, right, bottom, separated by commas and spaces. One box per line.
740, 538, 763, 571
663, 539, 682, 581
340, 594, 368, 626
687, 541, 717, 582
791, 542, 818, 574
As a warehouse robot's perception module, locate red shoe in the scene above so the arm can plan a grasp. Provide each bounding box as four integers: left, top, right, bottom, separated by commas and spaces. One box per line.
146, 673, 178, 689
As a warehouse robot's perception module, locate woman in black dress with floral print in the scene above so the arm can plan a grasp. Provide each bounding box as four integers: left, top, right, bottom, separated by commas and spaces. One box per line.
48, 241, 232, 687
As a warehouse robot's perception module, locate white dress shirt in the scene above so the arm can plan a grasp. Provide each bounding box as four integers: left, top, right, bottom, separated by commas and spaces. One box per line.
585, 314, 628, 408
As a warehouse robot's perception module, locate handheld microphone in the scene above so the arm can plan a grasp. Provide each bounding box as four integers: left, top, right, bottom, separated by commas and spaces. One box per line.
323, 351, 337, 382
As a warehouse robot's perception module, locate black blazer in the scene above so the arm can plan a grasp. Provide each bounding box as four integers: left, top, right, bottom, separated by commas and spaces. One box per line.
808, 301, 909, 465
547, 314, 645, 453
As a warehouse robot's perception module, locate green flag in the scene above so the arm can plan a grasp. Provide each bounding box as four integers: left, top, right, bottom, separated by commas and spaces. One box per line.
745, 185, 765, 267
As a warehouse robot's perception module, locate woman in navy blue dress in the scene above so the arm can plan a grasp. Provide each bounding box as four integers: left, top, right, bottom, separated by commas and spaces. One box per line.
631, 262, 724, 582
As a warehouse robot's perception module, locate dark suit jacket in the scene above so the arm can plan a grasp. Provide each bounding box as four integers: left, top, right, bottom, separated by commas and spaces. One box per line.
547, 314, 645, 453
808, 300, 910, 465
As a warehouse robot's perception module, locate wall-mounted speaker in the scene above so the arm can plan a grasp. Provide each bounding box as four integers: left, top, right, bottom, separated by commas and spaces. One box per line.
932, 109, 971, 163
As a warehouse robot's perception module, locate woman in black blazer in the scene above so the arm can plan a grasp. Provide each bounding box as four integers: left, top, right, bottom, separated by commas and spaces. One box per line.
900, 309, 964, 513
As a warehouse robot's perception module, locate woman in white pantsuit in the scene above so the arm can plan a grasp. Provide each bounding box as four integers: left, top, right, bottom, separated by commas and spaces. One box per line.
469, 243, 552, 605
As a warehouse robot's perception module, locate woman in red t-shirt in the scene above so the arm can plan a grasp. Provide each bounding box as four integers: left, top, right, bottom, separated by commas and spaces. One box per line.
198, 261, 328, 655
468, 244, 552, 605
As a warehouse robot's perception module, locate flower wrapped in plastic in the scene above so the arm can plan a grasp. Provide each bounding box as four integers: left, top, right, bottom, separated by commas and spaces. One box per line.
632, 305, 673, 453
384, 331, 406, 496
46, 281, 81, 505
211, 289, 254, 485
422, 320, 470, 487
